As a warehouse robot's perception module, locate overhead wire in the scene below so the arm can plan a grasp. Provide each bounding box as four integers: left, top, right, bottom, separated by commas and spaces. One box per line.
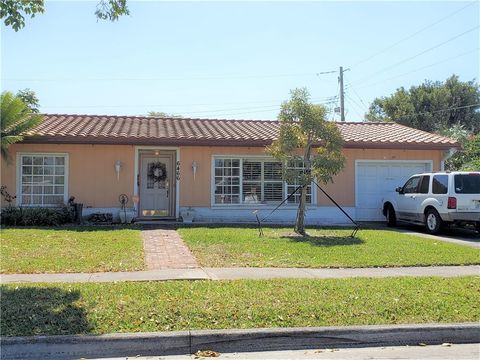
6, 69, 338, 82
351, 48, 480, 90
344, 74, 369, 112
352, 25, 479, 86
392, 103, 480, 120
349, 1, 477, 69
345, 94, 364, 120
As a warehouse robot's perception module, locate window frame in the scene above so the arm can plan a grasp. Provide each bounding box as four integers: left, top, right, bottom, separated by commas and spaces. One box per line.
16, 152, 69, 207
211, 155, 316, 207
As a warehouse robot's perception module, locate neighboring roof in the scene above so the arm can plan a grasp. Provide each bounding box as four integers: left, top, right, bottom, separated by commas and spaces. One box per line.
23, 114, 459, 150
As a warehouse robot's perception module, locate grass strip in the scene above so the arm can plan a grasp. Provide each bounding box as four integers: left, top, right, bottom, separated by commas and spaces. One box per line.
179, 227, 480, 268
2, 277, 479, 336
1, 227, 144, 273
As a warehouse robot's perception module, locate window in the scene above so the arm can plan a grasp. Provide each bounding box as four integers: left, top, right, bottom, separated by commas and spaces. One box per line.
455, 174, 480, 194
402, 176, 420, 194
19, 154, 67, 206
286, 160, 312, 204
418, 176, 430, 194
214, 158, 240, 204
213, 157, 312, 205
432, 175, 448, 194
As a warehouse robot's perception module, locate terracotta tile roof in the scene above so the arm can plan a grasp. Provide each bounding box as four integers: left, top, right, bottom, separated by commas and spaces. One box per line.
24, 114, 458, 149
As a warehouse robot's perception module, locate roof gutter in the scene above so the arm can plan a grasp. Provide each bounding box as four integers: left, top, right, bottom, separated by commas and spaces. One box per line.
440, 147, 458, 171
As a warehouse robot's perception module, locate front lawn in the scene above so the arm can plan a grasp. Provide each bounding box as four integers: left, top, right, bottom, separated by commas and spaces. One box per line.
1, 227, 144, 273
179, 227, 480, 268
1, 277, 478, 336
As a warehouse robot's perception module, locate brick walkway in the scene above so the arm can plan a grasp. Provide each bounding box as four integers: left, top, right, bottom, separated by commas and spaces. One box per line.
142, 229, 199, 270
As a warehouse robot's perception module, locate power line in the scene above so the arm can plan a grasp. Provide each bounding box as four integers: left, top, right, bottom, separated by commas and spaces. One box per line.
41, 96, 337, 110
5, 70, 338, 82
390, 103, 480, 120
344, 75, 369, 112
41, 96, 339, 118
349, 1, 477, 69
345, 95, 365, 120
351, 48, 480, 90
345, 94, 365, 114
352, 25, 479, 86
330, 81, 340, 122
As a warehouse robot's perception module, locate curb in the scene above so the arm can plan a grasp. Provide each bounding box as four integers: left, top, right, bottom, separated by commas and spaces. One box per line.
1, 323, 479, 359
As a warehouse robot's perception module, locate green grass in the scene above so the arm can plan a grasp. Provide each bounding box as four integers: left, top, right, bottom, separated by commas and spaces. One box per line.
178, 227, 480, 268
1, 277, 478, 336
0, 227, 144, 273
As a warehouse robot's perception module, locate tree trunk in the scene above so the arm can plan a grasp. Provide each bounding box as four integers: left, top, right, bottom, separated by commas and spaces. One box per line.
294, 185, 307, 235
294, 139, 312, 236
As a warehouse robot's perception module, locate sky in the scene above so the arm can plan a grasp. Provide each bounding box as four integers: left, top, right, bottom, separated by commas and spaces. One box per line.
1, 0, 479, 121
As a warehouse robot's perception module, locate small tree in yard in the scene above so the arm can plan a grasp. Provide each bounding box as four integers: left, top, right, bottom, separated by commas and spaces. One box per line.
1, 91, 43, 161
268, 88, 345, 235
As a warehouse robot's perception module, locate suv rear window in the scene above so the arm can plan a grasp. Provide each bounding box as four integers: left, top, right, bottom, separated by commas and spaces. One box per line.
432, 175, 448, 194
454, 174, 480, 194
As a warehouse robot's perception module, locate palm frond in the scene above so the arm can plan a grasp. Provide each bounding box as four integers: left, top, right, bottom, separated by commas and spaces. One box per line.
1, 91, 44, 160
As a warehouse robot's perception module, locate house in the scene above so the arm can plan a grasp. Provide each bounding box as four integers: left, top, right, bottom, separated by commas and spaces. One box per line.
0, 114, 458, 224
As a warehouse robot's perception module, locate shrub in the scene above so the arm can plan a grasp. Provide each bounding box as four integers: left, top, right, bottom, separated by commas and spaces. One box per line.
88, 213, 113, 224
0, 206, 74, 226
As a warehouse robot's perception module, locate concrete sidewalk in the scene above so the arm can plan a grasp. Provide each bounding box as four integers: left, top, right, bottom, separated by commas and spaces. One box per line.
1, 265, 479, 284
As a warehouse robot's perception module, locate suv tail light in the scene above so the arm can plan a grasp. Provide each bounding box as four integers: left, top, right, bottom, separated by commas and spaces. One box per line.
447, 197, 457, 209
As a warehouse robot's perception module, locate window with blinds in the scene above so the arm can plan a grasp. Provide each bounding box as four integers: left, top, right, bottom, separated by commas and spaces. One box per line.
213, 157, 312, 205
286, 160, 312, 204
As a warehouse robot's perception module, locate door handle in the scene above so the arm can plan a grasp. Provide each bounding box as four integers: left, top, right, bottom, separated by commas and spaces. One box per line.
165, 179, 169, 198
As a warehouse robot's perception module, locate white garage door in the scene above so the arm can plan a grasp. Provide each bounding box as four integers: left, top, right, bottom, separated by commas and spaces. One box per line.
356, 161, 432, 221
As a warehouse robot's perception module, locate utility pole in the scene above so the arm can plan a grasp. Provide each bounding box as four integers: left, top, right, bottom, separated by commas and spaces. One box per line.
339, 66, 345, 122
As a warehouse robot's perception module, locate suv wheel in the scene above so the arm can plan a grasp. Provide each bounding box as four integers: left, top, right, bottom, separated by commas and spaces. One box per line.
386, 205, 396, 227
425, 209, 442, 235
476, 222, 480, 233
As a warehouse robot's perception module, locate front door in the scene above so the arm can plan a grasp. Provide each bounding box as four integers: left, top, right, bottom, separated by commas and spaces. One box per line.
139, 156, 173, 217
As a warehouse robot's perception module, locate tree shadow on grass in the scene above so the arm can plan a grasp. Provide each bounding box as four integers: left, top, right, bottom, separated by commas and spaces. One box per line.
280, 234, 364, 247
0, 286, 91, 336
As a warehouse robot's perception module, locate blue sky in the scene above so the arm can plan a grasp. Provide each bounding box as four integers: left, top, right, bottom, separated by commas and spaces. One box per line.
2, 1, 479, 121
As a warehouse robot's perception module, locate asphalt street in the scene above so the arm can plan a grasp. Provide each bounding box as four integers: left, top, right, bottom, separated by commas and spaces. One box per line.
95, 343, 480, 359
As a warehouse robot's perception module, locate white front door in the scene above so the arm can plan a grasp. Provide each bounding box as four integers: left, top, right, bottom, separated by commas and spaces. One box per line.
139, 156, 173, 217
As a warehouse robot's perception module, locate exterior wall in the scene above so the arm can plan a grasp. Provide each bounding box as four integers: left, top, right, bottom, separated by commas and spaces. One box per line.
2, 143, 443, 217
179, 146, 444, 208
1, 143, 135, 208
318, 148, 443, 207
179, 146, 267, 207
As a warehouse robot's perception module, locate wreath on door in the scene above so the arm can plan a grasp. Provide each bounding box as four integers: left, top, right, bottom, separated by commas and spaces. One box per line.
147, 162, 167, 183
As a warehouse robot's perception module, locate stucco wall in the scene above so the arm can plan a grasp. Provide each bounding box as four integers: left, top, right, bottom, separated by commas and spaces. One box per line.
179, 146, 443, 208
1, 143, 135, 208
1, 143, 443, 209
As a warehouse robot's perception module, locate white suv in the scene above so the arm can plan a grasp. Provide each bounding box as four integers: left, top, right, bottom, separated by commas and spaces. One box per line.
382, 172, 480, 234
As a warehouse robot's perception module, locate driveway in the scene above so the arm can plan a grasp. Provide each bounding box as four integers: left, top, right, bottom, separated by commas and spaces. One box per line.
381, 223, 480, 249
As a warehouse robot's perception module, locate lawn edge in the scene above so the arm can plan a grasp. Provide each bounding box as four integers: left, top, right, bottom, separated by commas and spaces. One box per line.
2, 323, 479, 359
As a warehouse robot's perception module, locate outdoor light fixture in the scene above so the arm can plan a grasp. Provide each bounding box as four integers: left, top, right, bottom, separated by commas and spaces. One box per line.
192, 161, 198, 181
115, 160, 122, 180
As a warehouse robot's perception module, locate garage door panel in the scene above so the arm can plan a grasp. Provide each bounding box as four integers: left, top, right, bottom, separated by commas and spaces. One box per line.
356, 162, 430, 221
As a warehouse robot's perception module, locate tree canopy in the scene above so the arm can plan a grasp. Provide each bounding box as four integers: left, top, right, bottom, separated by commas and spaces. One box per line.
366, 75, 480, 133
16, 88, 40, 113
1, 0, 129, 31
1, 91, 43, 160
147, 111, 182, 118
268, 88, 345, 234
